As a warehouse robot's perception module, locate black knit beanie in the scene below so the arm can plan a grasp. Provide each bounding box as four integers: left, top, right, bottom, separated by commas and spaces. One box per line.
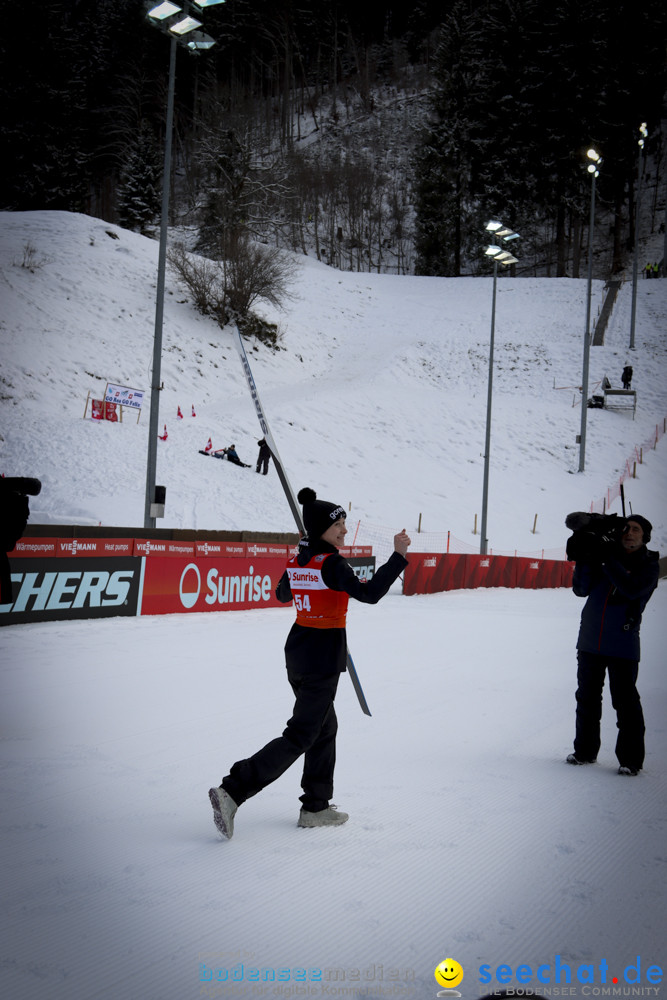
297, 488, 346, 540
625, 515, 652, 543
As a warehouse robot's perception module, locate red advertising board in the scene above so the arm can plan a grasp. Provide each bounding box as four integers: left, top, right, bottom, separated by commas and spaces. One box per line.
3, 538, 377, 626
194, 540, 247, 559
8, 538, 58, 558
138, 555, 288, 616
464, 554, 517, 589
514, 558, 565, 589
403, 552, 571, 595
57, 538, 134, 558
403, 553, 468, 595
244, 542, 288, 559
8, 538, 137, 558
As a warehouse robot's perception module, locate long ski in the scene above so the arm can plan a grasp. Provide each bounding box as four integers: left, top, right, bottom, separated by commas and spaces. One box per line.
231, 323, 372, 716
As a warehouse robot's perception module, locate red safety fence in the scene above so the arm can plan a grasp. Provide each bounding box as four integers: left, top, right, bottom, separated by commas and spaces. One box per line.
590, 417, 666, 514
403, 552, 574, 595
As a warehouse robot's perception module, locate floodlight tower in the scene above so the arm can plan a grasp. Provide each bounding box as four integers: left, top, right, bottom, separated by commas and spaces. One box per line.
629, 123, 647, 351
480, 221, 520, 556
143, 0, 225, 529
578, 147, 602, 474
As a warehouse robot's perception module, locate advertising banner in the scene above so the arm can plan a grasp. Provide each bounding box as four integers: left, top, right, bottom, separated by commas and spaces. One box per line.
1, 540, 376, 625
194, 540, 247, 559
0, 557, 141, 626
104, 384, 145, 410
57, 538, 133, 558
404, 553, 571, 595
134, 539, 197, 558
514, 558, 565, 589
8, 539, 58, 558
464, 554, 517, 589
138, 555, 288, 616
8, 538, 135, 559
403, 553, 468, 595
137, 555, 378, 616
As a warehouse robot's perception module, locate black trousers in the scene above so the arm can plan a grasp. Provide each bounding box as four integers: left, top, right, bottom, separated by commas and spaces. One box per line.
222, 671, 340, 812
256, 456, 269, 474
573, 650, 645, 769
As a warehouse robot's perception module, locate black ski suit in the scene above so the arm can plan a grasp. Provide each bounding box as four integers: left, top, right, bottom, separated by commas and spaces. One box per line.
221, 538, 407, 812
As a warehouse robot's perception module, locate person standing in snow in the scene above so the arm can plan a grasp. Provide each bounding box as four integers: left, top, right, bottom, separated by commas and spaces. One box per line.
256, 437, 271, 475
621, 365, 633, 390
566, 516, 659, 775
0, 476, 41, 604
208, 487, 411, 837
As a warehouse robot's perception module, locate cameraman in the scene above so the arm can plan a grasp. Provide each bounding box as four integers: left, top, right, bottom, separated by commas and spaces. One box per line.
567, 516, 659, 775
0, 476, 41, 604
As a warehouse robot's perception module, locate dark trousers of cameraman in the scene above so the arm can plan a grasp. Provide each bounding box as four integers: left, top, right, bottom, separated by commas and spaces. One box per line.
574, 651, 645, 769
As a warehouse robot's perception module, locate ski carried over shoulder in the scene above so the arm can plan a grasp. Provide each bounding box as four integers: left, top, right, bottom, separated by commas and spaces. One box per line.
231, 323, 371, 716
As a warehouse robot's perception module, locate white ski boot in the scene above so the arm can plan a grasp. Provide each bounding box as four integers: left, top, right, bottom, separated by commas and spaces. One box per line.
208, 786, 238, 839
298, 805, 349, 829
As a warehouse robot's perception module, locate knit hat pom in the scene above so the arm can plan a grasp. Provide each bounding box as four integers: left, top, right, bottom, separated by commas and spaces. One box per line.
297, 487, 317, 505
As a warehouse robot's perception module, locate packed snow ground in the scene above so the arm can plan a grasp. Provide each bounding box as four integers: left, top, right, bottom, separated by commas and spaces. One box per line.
1, 212, 666, 1000
1, 588, 666, 1000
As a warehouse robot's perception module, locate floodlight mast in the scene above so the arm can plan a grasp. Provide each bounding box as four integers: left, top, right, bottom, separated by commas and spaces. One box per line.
479, 221, 520, 555
630, 123, 647, 351
143, 0, 225, 528
578, 147, 602, 474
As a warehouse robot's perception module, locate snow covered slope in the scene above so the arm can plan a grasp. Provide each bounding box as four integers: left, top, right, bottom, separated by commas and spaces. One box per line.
1, 211, 666, 555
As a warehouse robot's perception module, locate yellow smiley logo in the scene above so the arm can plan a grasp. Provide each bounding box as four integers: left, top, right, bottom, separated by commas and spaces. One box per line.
435, 959, 464, 990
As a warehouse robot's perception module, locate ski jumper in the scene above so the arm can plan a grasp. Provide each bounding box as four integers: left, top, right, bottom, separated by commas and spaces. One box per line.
221, 539, 407, 812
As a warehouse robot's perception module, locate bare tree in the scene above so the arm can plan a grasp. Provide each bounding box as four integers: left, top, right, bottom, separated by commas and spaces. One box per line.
168, 237, 296, 344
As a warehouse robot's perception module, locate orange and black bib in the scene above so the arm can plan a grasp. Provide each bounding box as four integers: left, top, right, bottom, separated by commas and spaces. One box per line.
286, 553, 349, 629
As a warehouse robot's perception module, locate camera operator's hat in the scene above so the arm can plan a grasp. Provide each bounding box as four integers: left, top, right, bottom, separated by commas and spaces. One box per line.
625, 515, 652, 543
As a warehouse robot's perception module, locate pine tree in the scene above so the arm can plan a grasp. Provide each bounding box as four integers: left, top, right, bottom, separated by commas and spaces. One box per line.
413, 2, 480, 275
116, 125, 161, 234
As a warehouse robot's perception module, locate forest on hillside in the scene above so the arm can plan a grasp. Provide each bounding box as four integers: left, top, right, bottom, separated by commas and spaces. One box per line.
1, 0, 666, 278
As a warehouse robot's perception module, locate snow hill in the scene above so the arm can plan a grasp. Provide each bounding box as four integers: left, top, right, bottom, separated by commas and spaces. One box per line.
1, 210, 666, 557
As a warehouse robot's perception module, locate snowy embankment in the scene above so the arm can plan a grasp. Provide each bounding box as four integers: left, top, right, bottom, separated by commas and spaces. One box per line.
1, 211, 666, 555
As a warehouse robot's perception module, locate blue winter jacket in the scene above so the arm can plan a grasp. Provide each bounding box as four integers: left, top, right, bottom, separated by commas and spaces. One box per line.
573, 545, 660, 659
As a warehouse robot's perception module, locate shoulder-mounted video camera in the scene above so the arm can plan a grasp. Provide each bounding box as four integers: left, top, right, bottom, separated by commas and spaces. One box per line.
565, 511, 625, 562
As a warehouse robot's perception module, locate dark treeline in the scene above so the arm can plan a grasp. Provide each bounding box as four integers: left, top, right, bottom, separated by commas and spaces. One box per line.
1, 0, 665, 277
414, 0, 667, 278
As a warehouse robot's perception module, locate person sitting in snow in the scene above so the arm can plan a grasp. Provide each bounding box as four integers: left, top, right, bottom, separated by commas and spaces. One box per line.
208, 487, 411, 838
566, 515, 659, 776
224, 444, 251, 468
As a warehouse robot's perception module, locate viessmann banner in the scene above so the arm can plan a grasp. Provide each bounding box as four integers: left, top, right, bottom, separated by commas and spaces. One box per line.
0, 538, 376, 626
